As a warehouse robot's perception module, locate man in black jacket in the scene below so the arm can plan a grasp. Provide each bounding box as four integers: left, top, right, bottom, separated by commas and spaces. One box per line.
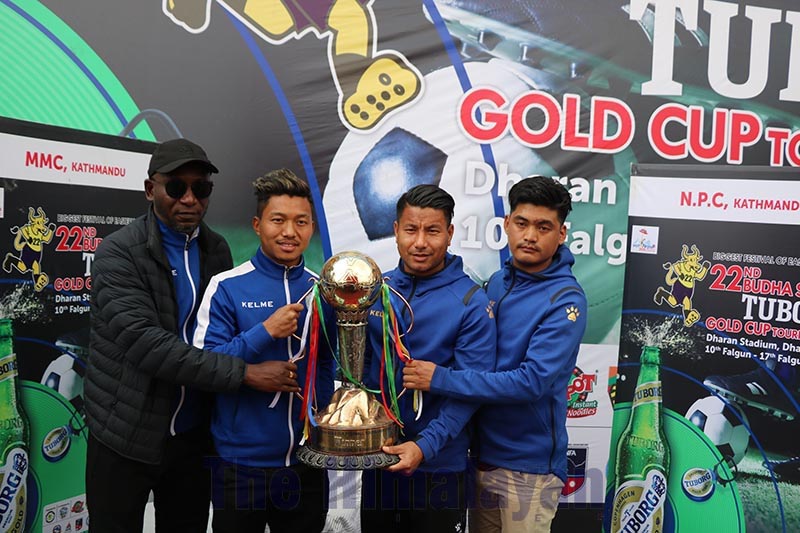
85, 139, 297, 532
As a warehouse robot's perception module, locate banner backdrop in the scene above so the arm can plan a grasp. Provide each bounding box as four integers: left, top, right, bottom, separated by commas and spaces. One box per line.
2, 0, 800, 523
0, 118, 152, 532
607, 164, 799, 532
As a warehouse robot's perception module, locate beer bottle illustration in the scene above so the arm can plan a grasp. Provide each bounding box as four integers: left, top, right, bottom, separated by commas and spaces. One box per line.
610, 345, 670, 533
0, 318, 29, 532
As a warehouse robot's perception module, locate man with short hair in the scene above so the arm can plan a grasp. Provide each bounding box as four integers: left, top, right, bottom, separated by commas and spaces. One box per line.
193, 168, 335, 533
404, 176, 588, 532
360, 184, 497, 532
86, 138, 288, 532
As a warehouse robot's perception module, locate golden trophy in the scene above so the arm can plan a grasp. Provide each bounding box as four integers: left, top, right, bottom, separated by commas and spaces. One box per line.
296, 251, 400, 470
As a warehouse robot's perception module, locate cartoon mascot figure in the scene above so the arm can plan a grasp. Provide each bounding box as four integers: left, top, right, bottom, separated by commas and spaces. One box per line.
654, 244, 710, 327
3, 206, 56, 292
163, 0, 422, 132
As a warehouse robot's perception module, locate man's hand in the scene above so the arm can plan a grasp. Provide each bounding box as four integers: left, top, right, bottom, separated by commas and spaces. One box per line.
263, 303, 304, 338
402, 359, 437, 391
243, 360, 300, 393
383, 441, 424, 475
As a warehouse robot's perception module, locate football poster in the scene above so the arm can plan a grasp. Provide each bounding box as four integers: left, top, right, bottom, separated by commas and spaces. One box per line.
0, 118, 151, 532
2, 0, 800, 529
606, 164, 799, 532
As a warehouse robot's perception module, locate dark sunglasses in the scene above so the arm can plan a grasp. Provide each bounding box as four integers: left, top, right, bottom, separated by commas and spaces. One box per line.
152, 178, 214, 199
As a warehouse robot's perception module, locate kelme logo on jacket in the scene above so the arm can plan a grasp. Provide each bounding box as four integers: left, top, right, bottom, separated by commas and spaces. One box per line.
240, 300, 274, 309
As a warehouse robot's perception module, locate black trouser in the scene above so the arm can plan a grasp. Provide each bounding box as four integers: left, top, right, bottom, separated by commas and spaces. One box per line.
209, 459, 328, 533
85, 428, 212, 533
360, 468, 466, 533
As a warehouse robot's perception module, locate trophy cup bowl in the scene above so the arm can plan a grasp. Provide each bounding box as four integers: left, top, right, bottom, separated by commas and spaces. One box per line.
296, 251, 400, 470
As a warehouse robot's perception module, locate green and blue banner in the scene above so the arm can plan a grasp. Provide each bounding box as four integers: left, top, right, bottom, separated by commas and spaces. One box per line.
2, 1, 799, 530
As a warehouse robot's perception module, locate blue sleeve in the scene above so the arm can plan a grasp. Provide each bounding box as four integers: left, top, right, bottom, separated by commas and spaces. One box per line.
415, 291, 496, 461
430, 290, 587, 403
193, 276, 277, 361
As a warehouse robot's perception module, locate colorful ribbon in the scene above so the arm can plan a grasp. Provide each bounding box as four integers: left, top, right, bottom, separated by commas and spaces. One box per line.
379, 284, 421, 427
300, 286, 325, 442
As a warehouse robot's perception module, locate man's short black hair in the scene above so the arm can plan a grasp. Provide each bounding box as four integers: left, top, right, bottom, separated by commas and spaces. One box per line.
253, 168, 313, 216
508, 176, 572, 224
396, 184, 455, 224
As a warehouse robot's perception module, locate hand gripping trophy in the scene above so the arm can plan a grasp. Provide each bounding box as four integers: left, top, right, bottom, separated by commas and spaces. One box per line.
297, 251, 414, 470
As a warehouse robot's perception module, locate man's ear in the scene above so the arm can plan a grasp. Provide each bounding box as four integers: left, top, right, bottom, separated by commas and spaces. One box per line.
144, 179, 155, 201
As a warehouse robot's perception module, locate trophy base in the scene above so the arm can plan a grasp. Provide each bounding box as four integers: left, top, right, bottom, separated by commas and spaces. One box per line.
296, 446, 400, 470
297, 418, 400, 470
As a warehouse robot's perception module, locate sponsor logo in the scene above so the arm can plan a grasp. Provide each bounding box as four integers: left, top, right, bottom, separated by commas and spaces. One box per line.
0, 449, 28, 530
0, 354, 18, 382
42, 426, 72, 462
681, 467, 715, 502
612, 469, 667, 533
240, 300, 274, 309
567, 367, 599, 418
633, 381, 662, 406
562, 447, 588, 496
630, 225, 659, 254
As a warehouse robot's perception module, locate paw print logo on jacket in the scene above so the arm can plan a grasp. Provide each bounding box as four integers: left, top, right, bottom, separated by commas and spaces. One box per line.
566, 306, 580, 322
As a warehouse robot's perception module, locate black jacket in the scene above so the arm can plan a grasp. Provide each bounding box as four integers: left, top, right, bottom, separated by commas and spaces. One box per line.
86, 207, 244, 463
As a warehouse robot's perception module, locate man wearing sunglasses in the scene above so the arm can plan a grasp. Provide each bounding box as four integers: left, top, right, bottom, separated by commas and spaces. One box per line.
85, 139, 292, 532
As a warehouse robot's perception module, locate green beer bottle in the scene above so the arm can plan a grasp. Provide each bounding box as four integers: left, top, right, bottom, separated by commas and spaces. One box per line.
610, 345, 670, 533
0, 318, 28, 532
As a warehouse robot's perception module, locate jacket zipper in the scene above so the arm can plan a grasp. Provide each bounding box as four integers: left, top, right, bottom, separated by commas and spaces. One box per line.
494, 267, 517, 324
170, 234, 198, 436
283, 266, 295, 467
402, 276, 419, 322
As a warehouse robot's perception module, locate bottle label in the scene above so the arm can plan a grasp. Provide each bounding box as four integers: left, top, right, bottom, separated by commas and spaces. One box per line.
632, 381, 661, 407
0, 355, 17, 384
0, 446, 27, 532
611, 468, 667, 533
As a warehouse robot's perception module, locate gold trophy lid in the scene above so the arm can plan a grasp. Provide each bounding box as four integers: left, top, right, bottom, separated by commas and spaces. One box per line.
319, 251, 382, 311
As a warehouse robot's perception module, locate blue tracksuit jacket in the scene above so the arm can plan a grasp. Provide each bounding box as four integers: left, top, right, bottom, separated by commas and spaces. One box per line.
364, 254, 496, 473
193, 248, 335, 467
429, 245, 587, 481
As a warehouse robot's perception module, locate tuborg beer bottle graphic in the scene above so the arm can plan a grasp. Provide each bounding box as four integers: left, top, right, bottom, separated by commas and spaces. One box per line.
611, 345, 670, 533
0, 318, 28, 533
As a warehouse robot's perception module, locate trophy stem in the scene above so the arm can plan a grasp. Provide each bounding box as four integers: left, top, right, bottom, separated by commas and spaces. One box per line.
336, 317, 367, 385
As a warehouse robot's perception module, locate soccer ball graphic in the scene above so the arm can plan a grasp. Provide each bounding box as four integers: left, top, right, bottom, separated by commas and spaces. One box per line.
324, 59, 551, 281
323, 57, 632, 344
41, 353, 85, 412
685, 395, 750, 465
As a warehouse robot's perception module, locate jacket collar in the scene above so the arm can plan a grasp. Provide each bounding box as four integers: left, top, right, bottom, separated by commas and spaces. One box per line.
251, 247, 307, 280
390, 253, 466, 295
146, 207, 170, 271
156, 217, 199, 249
502, 244, 575, 286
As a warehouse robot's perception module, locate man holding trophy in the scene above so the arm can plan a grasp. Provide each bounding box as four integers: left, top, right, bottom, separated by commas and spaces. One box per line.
357, 184, 497, 532
292, 184, 494, 531
194, 169, 335, 533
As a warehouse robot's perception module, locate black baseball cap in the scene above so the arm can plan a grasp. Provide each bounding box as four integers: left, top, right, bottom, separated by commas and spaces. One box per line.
148, 138, 219, 177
